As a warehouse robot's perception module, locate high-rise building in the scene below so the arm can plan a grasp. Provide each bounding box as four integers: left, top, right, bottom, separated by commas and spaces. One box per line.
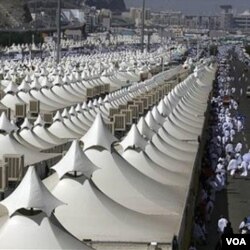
220, 5, 233, 30
129, 7, 150, 26
234, 10, 250, 32
150, 11, 183, 26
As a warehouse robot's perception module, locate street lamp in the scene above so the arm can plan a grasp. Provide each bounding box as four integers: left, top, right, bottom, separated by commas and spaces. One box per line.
141, 0, 145, 53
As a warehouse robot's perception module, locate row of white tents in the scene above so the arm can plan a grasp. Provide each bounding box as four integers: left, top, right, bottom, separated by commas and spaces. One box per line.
0, 59, 216, 249
0, 46, 187, 117
0, 62, 185, 167
2, 33, 165, 54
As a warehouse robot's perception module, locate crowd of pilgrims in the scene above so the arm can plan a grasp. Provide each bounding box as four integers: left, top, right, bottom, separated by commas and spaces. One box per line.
190, 46, 250, 249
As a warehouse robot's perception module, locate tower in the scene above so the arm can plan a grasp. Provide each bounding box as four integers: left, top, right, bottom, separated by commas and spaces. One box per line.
220, 5, 233, 31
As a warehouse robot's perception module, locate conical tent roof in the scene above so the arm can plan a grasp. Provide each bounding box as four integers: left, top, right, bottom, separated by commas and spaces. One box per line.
40, 76, 52, 88
34, 115, 45, 127
24, 74, 32, 83
18, 80, 31, 92
0, 134, 60, 165
152, 106, 165, 124
120, 124, 147, 152
81, 113, 118, 151
1, 166, 64, 217
122, 146, 188, 187
137, 116, 154, 140
40, 67, 49, 76
84, 145, 184, 215
69, 106, 77, 116
53, 111, 63, 122
0, 212, 93, 249
145, 111, 161, 132
151, 133, 195, 162
17, 127, 55, 151
44, 175, 179, 243
4, 82, 18, 94
10, 120, 18, 132
30, 78, 41, 90
0, 168, 93, 250
52, 140, 98, 179
53, 75, 64, 86
33, 125, 65, 146
75, 103, 83, 113
49, 119, 80, 139
0, 113, 15, 134
62, 74, 70, 84
82, 102, 88, 110
20, 118, 33, 130
61, 108, 70, 118
157, 99, 170, 117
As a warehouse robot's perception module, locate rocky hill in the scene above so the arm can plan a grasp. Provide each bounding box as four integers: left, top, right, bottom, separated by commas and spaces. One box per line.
0, 0, 32, 28
85, 0, 126, 11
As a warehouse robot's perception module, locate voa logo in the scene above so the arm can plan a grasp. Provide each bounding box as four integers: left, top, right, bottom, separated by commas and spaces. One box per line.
226, 238, 247, 246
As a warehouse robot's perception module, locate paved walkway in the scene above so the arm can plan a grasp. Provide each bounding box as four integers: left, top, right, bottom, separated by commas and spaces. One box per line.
199, 51, 250, 250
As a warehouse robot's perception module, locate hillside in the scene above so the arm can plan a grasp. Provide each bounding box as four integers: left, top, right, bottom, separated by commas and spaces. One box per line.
0, 0, 32, 28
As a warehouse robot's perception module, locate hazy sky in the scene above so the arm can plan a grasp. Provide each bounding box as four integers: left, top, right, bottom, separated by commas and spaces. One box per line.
124, 0, 250, 15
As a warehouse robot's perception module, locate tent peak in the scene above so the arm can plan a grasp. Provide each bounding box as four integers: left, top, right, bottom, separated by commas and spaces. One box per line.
81, 113, 118, 151
145, 111, 161, 132
0, 112, 16, 134
34, 115, 45, 127
0, 166, 64, 217
20, 117, 33, 130
120, 124, 147, 152
52, 140, 99, 179
137, 116, 154, 140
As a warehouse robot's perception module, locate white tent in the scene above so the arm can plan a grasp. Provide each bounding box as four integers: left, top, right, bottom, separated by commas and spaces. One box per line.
137, 116, 155, 140
81, 113, 118, 151
45, 175, 179, 243
18, 91, 58, 112
81, 115, 184, 215
0, 134, 59, 166
0, 166, 93, 250
120, 125, 188, 187
14, 118, 55, 151
33, 115, 66, 146
49, 112, 81, 139
157, 127, 197, 153
1, 166, 63, 216
43, 141, 180, 244
0, 113, 16, 134
52, 140, 98, 179
151, 133, 195, 162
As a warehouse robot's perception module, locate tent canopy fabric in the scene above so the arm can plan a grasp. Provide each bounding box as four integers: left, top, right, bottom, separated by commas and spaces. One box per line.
120, 124, 148, 152
0, 166, 93, 250
52, 140, 99, 179
0, 134, 60, 166
0, 213, 93, 249
45, 175, 179, 243
1, 166, 64, 217
81, 114, 118, 151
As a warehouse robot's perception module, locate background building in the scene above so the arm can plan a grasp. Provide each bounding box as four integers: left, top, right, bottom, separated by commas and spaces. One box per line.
234, 10, 250, 32
220, 5, 233, 31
